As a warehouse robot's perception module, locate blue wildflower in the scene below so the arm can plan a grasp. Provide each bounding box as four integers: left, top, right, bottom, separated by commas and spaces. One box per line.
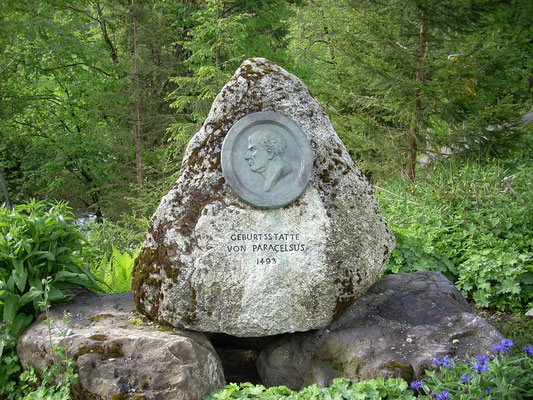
474, 355, 490, 363
433, 355, 452, 369
473, 360, 489, 373
435, 391, 450, 400
487, 386, 492, 393
493, 338, 514, 352
460, 374, 474, 383
410, 380, 424, 391
493, 344, 506, 352
522, 345, 533, 356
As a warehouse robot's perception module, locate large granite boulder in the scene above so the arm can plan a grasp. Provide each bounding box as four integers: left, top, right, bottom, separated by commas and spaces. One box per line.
132, 58, 395, 337
257, 271, 503, 389
17, 292, 225, 400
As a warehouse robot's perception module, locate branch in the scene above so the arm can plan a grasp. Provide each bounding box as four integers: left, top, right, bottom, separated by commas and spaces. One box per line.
38, 27, 80, 86
51, 49, 80, 86
12, 120, 54, 141
64, 5, 100, 23
0, 48, 23, 76
91, 0, 119, 66
37, 62, 111, 77
500, 176, 519, 198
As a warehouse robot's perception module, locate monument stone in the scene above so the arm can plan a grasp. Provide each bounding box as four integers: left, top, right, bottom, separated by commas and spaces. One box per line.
132, 58, 395, 337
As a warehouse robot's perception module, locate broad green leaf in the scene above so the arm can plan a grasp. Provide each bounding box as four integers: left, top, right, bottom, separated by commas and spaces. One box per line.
22, 240, 32, 254
45, 286, 74, 304
35, 251, 56, 261
6, 275, 15, 292
3, 294, 20, 322
18, 289, 43, 308
11, 313, 34, 337
13, 260, 28, 292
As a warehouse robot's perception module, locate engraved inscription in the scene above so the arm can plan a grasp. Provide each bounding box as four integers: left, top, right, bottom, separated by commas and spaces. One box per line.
226, 232, 307, 265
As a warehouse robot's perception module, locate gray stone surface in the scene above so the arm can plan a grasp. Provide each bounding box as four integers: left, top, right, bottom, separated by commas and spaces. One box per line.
132, 57, 395, 337
257, 271, 503, 390
17, 292, 225, 400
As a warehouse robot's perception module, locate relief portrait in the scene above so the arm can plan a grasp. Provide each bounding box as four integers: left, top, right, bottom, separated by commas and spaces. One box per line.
244, 130, 293, 192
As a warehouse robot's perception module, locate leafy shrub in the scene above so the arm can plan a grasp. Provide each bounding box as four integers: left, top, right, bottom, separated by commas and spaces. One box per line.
92, 246, 139, 293
385, 226, 457, 282
205, 377, 415, 399
492, 313, 533, 350
0, 200, 99, 337
205, 342, 533, 399
83, 217, 145, 263
1, 281, 78, 400
0, 321, 32, 399
377, 157, 533, 310
417, 340, 533, 399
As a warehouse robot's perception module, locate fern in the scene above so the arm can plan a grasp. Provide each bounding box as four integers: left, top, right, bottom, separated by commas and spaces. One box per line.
92, 246, 139, 293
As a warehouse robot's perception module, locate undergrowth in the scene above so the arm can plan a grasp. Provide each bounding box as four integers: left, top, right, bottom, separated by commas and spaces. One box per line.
205, 341, 533, 399
376, 156, 533, 310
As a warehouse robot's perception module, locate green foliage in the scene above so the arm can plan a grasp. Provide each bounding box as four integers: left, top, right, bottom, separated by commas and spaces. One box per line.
378, 155, 533, 310
205, 377, 415, 399
84, 216, 143, 294
1, 279, 79, 400
383, 225, 457, 282
92, 246, 139, 293
289, 0, 531, 180
167, 0, 301, 163
0, 0, 185, 220
0, 200, 99, 337
84, 218, 146, 262
419, 347, 533, 399
0, 321, 33, 399
489, 313, 533, 351
205, 347, 533, 399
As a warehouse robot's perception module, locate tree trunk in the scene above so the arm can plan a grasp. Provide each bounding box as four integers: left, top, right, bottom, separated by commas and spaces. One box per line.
0, 164, 12, 210
94, 1, 119, 66
214, 3, 220, 70
132, 3, 142, 187
406, 23, 426, 182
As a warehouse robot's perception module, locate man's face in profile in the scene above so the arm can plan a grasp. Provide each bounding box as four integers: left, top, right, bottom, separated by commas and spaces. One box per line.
245, 133, 270, 174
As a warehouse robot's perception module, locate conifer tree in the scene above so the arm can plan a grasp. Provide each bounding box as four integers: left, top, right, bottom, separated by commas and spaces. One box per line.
167, 0, 302, 158
290, 0, 529, 181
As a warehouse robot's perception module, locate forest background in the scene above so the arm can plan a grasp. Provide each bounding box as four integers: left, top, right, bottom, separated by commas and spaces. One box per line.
0, 1, 532, 398
0, 0, 532, 311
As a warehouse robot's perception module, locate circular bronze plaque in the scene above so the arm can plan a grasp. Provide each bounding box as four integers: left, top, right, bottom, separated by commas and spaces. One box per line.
221, 111, 313, 209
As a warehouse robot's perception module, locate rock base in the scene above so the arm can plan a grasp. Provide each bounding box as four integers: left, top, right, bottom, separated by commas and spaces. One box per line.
257, 272, 503, 389
17, 292, 225, 400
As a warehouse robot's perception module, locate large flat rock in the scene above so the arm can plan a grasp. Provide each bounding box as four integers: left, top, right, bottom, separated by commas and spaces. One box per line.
257, 271, 503, 389
132, 58, 395, 337
17, 292, 225, 400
